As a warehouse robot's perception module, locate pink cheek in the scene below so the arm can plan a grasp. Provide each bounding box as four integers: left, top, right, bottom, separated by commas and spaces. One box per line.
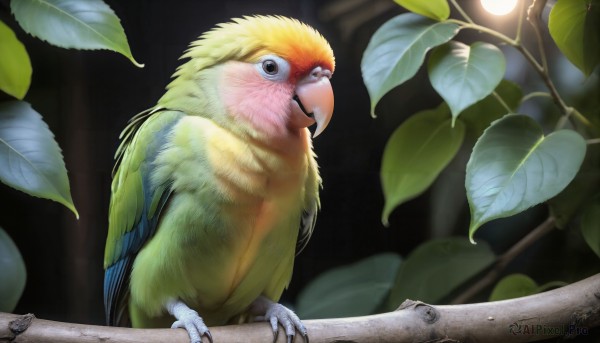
220, 63, 294, 135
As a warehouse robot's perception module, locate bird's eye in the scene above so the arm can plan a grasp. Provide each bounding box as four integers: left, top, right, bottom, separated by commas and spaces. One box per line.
256, 55, 290, 82
262, 60, 278, 75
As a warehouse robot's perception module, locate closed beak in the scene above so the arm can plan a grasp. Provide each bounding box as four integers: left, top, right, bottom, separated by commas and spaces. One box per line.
290, 67, 334, 137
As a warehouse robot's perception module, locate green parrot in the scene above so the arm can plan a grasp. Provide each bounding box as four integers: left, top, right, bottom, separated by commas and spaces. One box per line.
103, 15, 335, 343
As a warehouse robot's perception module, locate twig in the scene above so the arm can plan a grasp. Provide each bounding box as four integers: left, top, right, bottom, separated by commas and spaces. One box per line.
453, 1, 590, 127
521, 91, 552, 104
523, 0, 590, 128
451, 216, 556, 304
2, 273, 599, 342
527, 0, 549, 72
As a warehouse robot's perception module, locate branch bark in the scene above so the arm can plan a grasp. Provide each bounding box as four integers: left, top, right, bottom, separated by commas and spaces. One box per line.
1, 273, 599, 343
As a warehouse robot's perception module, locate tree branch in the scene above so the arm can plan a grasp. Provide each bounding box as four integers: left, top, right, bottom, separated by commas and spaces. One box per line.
2, 273, 599, 343
451, 216, 556, 304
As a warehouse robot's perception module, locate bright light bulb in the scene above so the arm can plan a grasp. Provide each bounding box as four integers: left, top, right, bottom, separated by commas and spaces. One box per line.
481, 0, 518, 16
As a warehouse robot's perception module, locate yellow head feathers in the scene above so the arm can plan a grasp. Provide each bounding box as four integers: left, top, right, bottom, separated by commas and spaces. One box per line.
181, 15, 335, 80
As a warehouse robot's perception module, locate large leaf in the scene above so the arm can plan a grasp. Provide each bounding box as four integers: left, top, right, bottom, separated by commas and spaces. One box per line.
0, 227, 26, 312
548, 145, 600, 228
0, 101, 78, 217
466, 115, 586, 242
0, 20, 32, 99
361, 13, 459, 116
581, 198, 600, 258
548, 0, 600, 76
428, 41, 506, 123
11, 0, 143, 67
460, 79, 523, 139
394, 0, 450, 21
387, 237, 495, 309
381, 104, 465, 225
296, 253, 401, 319
489, 274, 538, 301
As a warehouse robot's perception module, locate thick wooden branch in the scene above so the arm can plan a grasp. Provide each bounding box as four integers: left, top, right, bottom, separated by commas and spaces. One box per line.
2, 273, 599, 343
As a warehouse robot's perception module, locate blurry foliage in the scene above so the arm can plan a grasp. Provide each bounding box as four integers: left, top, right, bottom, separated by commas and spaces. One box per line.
296, 253, 401, 319
0, 0, 139, 311
297, 0, 600, 322
489, 273, 567, 301
0, 227, 26, 312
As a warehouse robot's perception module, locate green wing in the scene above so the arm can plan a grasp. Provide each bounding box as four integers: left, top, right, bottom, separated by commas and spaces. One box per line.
296, 150, 321, 254
103, 108, 184, 326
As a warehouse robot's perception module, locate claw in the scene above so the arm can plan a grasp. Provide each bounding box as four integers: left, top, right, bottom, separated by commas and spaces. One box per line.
251, 296, 308, 343
205, 330, 214, 343
167, 299, 212, 343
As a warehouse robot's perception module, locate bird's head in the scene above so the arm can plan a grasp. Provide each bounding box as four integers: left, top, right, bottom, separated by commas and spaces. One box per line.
162, 16, 335, 140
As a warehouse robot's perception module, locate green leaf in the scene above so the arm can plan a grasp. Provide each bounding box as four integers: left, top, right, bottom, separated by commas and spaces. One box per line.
548, 0, 600, 76
466, 115, 586, 242
0, 21, 32, 99
548, 167, 600, 228
489, 274, 538, 301
394, 0, 450, 21
11, 0, 143, 67
428, 41, 506, 123
381, 104, 465, 225
461, 80, 523, 139
361, 13, 459, 116
387, 237, 495, 309
0, 101, 78, 218
581, 198, 600, 258
296, 253, 401, 319
0, 227, 26, 312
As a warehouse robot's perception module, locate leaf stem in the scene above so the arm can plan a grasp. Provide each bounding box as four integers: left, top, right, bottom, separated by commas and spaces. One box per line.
457, 22, 518, 46
587, 138, 600, 145
450, 0, 475, 23
515, 0, 527, 43
555, 107, 591, 130
521, 91, 552, 104
492, 91, 512, 113
451, 216, 556, 304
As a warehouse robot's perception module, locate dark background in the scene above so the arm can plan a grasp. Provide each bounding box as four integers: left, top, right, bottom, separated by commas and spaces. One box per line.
1, 0, 598, 332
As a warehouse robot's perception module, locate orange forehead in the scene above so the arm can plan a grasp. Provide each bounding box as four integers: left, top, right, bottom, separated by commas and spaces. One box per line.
183, 16, 335, 81
243, 16, 335, 79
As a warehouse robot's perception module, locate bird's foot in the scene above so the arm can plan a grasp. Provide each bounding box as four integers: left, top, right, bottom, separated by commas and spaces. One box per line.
167, 299, 213, 343
251, 296, 308, 343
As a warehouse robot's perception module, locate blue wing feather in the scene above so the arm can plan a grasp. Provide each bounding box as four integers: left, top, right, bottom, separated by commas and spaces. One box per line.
104, 109, 182, 326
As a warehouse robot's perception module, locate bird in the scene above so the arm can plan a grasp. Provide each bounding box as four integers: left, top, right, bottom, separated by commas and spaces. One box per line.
103, 15, 335, 343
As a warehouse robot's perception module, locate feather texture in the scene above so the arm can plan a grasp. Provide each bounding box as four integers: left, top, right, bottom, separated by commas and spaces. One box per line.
104, 15, 331, 329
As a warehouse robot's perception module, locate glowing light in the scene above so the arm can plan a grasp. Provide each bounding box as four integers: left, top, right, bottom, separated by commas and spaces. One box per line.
481, 0, 518, 16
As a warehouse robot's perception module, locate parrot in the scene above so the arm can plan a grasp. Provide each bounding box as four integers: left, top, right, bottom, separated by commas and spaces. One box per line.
103, 15, 335, 343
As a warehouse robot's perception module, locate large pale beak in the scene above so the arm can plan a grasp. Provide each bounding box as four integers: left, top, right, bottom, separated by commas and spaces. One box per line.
290, 67, 334, 137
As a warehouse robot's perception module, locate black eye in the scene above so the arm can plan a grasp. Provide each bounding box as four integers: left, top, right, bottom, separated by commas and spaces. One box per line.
262, 60, 278, 75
